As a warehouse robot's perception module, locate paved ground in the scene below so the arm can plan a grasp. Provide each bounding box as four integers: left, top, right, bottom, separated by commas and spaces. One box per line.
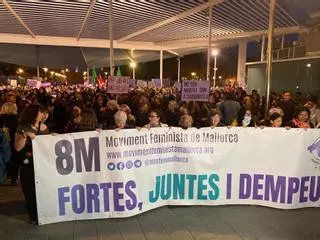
1, 184, 320, 240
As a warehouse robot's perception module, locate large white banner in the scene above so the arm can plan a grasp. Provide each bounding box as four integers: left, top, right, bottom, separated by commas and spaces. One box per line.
33, 128, 320, 225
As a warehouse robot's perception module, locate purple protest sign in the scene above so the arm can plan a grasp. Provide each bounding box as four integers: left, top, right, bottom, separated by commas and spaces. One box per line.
128, 79, 136, 87
27, 79, 38, 88
137, 80, 147, 88
174, 82, 181, 91
40, 82, 52, 88
181, 80, 210, 102
152, 79, 162, 88
107, 76, 129, 94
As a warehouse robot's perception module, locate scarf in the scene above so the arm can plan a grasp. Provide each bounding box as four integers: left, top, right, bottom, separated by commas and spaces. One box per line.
292, 119, 311, 129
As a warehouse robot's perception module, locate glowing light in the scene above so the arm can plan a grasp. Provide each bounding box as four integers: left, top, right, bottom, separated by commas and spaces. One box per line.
212, 49, 219, 56
17, 68, 24, 74
65, 68, 69, 72
43, 67, 48, 72
307, 63, 311, 68
191, 72, 196, 77
130, 61, 137, 68
54, 72, 67, 78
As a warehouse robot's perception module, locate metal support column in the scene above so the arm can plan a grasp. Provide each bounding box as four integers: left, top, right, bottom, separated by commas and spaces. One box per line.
261, 35, 266, 62
177, 57, 181, 83
36, 46, 40, 81
237, 40, 247, 89
213, 55, 217, 87
265, 0, 276, 119
160, 50, 163, 86
206, 3, 213, 82
280, 34, 285, 49
109, 0, 114, 76
133, 67, 136, 80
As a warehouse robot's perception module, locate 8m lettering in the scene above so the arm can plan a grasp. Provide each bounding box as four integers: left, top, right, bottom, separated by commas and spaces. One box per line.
55, 137, 100, 175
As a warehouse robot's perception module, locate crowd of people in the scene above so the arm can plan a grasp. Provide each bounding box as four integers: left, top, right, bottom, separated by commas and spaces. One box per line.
0, 84, 319, 224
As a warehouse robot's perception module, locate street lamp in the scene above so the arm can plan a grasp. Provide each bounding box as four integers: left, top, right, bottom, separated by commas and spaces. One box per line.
129, 61, 137, 79
50, 71, 55, 80
191, 72, 196, 78
43, 68, 48, 80
17, 68, 24, 74
306, 63, 312, 86
212, 49, 219, 87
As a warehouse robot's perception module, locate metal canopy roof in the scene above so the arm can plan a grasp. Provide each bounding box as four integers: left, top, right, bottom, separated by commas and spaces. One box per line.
0, 0, 315, 68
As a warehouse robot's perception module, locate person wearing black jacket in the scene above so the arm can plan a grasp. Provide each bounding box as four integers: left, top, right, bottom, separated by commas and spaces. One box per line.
280, 92, 295, 126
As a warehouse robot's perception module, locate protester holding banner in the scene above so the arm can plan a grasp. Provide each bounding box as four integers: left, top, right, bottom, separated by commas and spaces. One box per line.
268, 112, 283, 128
209, 111, 225, 128
114, 110, 132, 129
179, 114, 193, 129
14, 104, 49, 224
120, 104, 136, 127
241, 110, 256, 127
286, 107, 313, 128
143, 110, 168, 129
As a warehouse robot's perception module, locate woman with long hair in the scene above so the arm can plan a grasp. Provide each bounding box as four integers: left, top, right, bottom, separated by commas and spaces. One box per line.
78, 109, 98, 132
209, 111, 225, 128
14, 105, 49, 224
120, 104, 136, 127
179, 115, 193, 129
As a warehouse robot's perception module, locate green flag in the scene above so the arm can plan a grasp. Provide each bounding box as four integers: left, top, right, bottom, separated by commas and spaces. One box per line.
116, 66, 122, 76
92, 66, 97, 86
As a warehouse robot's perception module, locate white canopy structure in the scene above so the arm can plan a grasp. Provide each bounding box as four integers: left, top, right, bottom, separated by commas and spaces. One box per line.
0, 0, 314, 69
